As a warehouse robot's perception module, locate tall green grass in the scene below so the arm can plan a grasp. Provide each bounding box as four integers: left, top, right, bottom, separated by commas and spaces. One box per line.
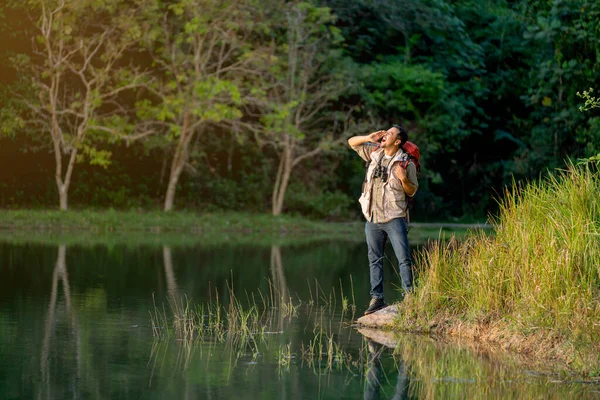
400, 166, 600, 371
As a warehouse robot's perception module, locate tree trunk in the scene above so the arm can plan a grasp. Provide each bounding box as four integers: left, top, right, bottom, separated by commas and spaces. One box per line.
272, 153, 284, 215
164, 111, 192, 212
51, 108, 69, 210
58, 184, 68, 211
272, 147, 293, 216
54, 146, 78, 211
164, 174, 178, 211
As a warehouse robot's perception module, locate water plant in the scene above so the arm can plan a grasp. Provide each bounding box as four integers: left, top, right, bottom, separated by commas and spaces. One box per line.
299, 324, 363, 374
149, 277, 363, 375
277, 343, 293, 369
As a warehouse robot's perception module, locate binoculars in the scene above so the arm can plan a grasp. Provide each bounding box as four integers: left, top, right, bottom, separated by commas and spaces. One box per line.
373, 164, 388, 182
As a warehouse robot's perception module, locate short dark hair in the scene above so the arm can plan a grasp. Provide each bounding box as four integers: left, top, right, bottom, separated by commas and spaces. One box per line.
392, 124, 407, 146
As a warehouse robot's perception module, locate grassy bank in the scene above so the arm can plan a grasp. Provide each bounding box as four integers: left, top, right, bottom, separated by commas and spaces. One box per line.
0, 210, 361, 246
0, 209, 355, 234
0, 209, 476, 246
398, 166, 600, 375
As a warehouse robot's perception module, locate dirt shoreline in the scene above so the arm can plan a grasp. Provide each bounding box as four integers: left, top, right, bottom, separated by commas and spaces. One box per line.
356, 305, 600, 378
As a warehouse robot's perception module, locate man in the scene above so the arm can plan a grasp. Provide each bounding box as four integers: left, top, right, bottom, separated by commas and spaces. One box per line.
347, 125, 418, 315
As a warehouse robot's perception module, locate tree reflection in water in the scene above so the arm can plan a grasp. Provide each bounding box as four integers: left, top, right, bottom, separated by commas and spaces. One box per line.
163, 246, 179, 295
162, 246, 184, 316
270, 245, 290, 332
39, 244, 84, 399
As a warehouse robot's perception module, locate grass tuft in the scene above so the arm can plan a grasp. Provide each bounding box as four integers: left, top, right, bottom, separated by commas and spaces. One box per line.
398, 165, 600, 374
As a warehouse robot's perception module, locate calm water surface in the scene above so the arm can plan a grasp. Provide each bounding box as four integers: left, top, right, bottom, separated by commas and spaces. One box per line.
1, 238, 599, 399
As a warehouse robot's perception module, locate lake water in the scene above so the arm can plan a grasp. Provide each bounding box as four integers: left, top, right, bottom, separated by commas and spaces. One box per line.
1, 237, 599, 399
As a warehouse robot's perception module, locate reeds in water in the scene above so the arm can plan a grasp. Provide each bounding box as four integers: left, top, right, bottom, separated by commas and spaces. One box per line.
149, 277, 363, 374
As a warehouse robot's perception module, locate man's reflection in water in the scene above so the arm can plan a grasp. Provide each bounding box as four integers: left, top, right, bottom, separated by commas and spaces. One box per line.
364, 340, 410, 400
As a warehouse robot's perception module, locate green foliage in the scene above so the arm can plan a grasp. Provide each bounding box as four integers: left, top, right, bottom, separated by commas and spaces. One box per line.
518, 0, 600, 171
0, 106, 24, 138
285, 182, 353, 220
576, 88, 600, 165
70, 166, 154, 209
137, 0, 252, 133
255, 1, 347, 140
3, 0, 600, 220
2, 0, 151, 209
331, 0, 600, 220
358, 60, 445, 121
77, 145, 112, 169
577, 88, 600, 112
260, 101, 301, 138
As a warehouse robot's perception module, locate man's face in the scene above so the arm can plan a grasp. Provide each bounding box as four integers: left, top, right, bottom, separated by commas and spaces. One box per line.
380, 127, 400, 148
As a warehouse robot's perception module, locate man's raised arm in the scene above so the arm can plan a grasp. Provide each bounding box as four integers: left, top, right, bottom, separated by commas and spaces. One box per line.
347, 130, 386, 148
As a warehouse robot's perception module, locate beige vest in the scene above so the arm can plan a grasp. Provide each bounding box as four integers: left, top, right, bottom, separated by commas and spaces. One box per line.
359, 148, 412, 221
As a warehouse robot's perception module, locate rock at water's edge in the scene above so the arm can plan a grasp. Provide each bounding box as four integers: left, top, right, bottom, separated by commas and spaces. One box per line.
356, 304, 399, 329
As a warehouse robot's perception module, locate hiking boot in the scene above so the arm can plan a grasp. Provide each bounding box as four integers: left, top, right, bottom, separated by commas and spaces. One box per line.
364, 297, 387, 315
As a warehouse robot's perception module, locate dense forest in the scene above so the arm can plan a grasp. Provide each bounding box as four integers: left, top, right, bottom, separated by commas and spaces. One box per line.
0, 0, 598, 221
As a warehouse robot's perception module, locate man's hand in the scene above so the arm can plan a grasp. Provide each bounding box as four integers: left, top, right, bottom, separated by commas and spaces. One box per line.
394, 164, 417, 197
395, 163, 408, 180
367, 130, 386, 143
348, 130, 385, 148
